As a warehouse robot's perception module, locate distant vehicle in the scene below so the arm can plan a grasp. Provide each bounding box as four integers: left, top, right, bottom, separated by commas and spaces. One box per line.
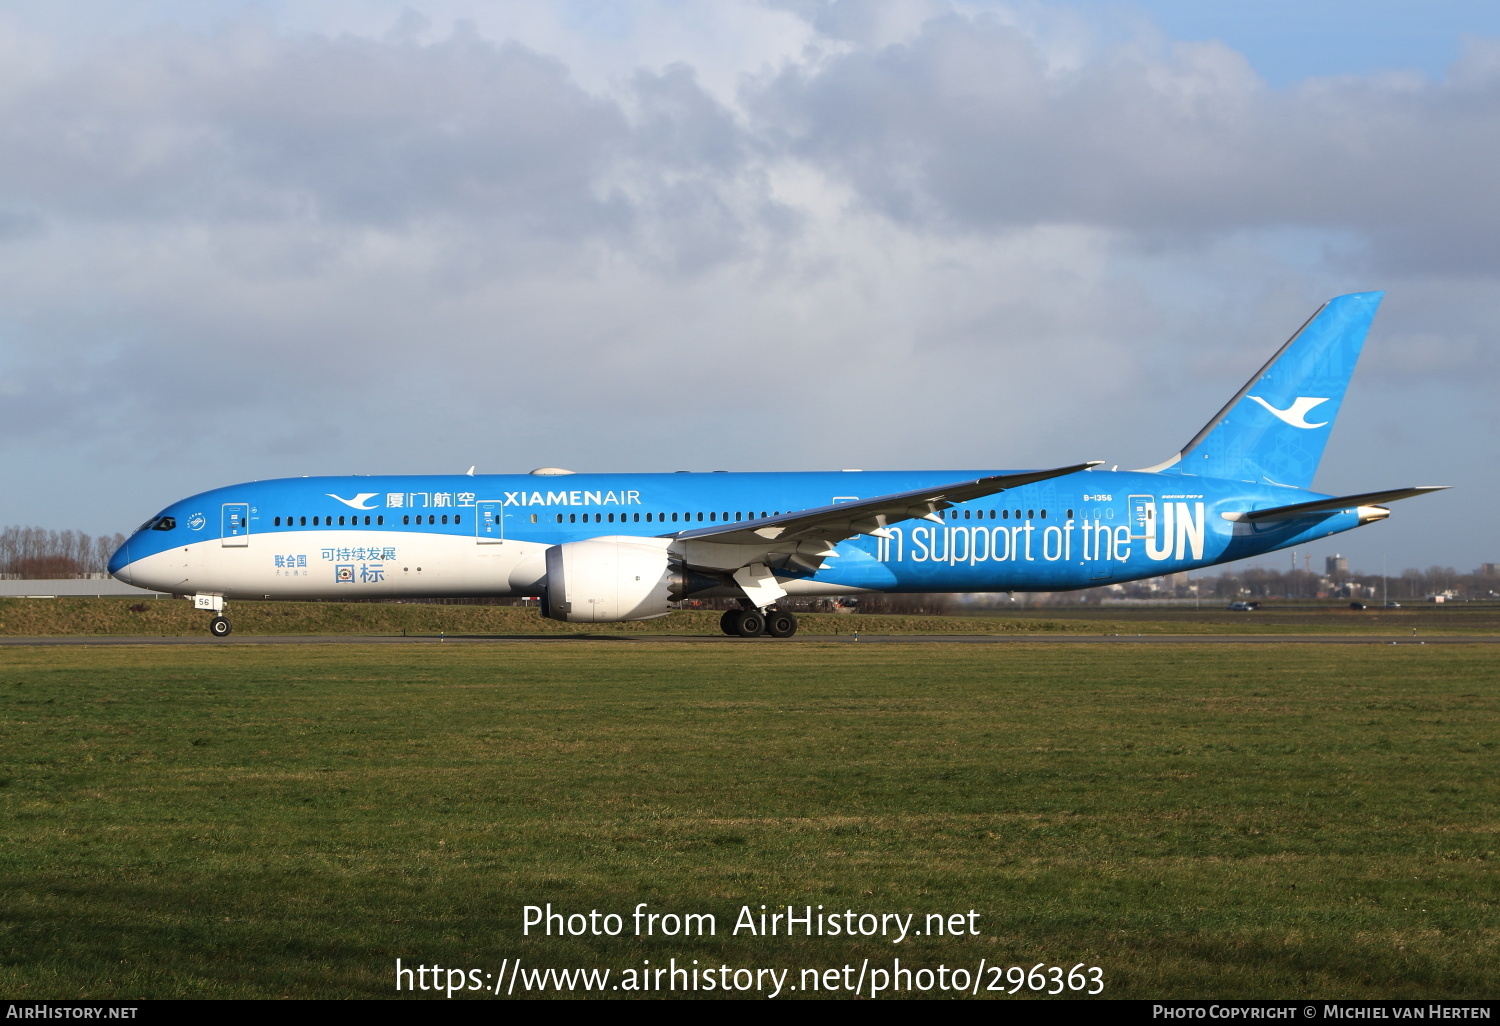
1348, 601, 1367, 610
1226, 601, 1259, 611
1384, 601, 1402, 608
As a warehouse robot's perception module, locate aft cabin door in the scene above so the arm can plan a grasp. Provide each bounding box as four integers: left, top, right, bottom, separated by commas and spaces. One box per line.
476, 501, 504, 543
222, 503, 250, 546
1129, 495, 1156, 540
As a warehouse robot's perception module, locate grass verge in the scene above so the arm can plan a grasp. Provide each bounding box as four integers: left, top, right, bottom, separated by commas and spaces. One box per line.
1, 642, 1495, 998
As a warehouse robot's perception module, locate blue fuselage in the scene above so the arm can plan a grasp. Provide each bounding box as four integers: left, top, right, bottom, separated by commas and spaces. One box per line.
109, 468, 1365, 601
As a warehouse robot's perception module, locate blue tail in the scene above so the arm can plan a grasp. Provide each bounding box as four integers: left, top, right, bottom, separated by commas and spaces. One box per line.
1146, 291, 1383, 489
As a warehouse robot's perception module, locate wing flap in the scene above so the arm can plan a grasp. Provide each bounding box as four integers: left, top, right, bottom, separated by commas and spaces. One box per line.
674, 462, 1102, 546
671, 461, 1101, 573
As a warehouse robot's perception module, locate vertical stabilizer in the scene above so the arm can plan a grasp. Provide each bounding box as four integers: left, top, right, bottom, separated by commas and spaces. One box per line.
1144, 292, 1383, 489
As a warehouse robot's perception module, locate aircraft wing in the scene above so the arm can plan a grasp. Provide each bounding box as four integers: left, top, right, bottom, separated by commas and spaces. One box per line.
670, 462, 1102, 575
1220, 485, 1450, 523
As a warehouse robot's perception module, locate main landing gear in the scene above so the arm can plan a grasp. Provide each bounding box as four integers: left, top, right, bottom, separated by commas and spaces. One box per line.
719, 607, 798, 638
209, 616, 233, 637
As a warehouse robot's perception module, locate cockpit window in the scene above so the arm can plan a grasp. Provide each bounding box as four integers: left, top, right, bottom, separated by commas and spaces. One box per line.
139, 518, 159, 531
152, 516, 176, 531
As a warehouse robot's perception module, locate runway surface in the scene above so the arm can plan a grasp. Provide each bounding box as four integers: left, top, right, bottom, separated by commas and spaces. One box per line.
2, 633, 1496, 646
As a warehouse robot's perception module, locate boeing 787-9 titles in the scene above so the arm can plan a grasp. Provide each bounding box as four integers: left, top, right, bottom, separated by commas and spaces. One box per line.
110, 292, 1446, 637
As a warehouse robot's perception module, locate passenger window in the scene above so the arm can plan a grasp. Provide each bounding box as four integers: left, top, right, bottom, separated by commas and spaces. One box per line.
569, 514, 576, 523
403, 515, 410, 525
364, 515, 371, 525
1067, 509, 1073, 519
454, 515, 460, 524
963, 510, 970, 520
442, 515, 449, 525
300, 516, 307, 526
1001, 510, 1008, 520
672, 513, 679, 522
709, 512, 716, 522
1027, 510, 1034, 519
152, 516, 176, 531
430, 515, 437, 525
609, 513, 615, 523
633, 513, 640, 522
697, 512, 704, 522
377, 516, 384, 525
556, 514, 563, 523
337, 515, 345, 526
274, 517, 281, 526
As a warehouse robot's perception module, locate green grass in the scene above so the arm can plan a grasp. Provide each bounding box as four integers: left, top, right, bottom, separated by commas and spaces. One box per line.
2, 596, 1498, 637
1, 643, 1496, 998
0, 598, 1087, 637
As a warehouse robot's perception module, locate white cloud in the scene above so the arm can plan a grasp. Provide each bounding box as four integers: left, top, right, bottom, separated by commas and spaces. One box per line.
0, 2, 1492, 570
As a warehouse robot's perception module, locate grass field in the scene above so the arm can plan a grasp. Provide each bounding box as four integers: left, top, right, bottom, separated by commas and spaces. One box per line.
2, 596, 1498, 637
1, 642, 1496, 999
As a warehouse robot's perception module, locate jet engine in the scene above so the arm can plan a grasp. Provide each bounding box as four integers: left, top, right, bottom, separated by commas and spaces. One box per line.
540, 536, 682, 623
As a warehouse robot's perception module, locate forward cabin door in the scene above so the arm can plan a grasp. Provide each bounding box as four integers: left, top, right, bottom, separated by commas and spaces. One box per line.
476, 501, 505, 543
222, 503, 250, 547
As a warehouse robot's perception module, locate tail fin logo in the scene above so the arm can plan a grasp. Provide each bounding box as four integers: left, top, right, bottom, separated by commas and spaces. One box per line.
1245, 395, 1331, 429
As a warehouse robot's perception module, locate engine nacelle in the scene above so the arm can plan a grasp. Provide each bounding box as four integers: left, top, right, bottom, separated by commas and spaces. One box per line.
540, 536, 679, 623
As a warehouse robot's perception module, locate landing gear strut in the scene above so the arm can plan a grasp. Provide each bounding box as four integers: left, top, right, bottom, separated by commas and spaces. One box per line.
209, 615, 233, 637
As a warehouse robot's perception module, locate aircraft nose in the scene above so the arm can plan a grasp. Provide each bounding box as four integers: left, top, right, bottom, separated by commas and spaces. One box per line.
107, 538, 133, 582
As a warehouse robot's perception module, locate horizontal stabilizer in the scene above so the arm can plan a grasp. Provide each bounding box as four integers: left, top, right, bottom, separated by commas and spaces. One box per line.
1220, 485, 1450, 523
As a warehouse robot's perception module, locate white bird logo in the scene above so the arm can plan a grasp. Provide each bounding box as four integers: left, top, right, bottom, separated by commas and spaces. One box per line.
327, 492, 380, 510
1245, 396, 1331, 429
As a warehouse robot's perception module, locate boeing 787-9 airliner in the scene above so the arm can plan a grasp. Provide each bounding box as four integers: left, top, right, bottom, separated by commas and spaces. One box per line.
110, 292, 1446, 637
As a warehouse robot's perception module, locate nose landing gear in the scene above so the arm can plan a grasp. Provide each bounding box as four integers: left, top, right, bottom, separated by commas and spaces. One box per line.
192, 595, 231, 637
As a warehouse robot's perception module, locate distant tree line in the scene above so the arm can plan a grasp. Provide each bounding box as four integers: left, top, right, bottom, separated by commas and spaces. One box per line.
0, 527, 126, 579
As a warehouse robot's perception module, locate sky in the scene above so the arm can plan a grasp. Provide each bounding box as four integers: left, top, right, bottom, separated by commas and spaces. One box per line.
0, 1, 1496, 577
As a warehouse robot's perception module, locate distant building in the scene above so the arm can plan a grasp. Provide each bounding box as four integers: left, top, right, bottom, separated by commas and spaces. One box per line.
1326, 554, 1348, 577
1480, 563, 1498, 576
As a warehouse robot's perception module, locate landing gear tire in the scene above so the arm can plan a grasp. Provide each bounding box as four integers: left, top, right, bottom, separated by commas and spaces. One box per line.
727, 609, 765, 637
209, 616, 232, 637
720, 609, 741, 637
765, 610, 798, 638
